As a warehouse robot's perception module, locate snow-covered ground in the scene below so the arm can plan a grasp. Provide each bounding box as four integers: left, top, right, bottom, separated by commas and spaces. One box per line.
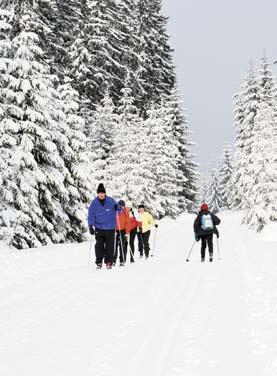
0, 212, 277, 376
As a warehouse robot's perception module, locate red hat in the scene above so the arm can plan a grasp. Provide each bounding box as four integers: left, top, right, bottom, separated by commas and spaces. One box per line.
200, 203, 209, 212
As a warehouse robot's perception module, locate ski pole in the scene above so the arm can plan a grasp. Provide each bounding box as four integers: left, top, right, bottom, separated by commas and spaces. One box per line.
113, 229, 117, 262
151, 226, 158, 257
88, 236, 94, 266
116, 214, 126, 264
217, 237, 222, 260
186, 241, 196, 262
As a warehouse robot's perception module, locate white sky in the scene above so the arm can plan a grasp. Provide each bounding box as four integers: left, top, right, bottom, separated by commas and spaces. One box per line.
162, 0, 277, 172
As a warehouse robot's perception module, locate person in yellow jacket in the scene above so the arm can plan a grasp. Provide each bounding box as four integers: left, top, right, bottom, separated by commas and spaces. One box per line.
137, 204, 158, 259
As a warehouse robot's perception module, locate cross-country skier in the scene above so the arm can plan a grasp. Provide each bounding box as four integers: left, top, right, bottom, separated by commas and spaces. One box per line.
194, 203, 221, 263
126, 202, 142, 263
137, 205, 158, 259
115, 200, 131, 266
88, 184, 117, 270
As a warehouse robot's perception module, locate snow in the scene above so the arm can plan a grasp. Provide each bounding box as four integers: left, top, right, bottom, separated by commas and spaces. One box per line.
0, 212, 277, 375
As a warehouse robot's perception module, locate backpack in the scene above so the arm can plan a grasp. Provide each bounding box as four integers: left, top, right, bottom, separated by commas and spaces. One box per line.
201, 214, 214, 231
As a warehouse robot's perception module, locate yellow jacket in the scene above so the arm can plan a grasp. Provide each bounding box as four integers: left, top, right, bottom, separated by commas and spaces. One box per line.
139, 212, 155, 233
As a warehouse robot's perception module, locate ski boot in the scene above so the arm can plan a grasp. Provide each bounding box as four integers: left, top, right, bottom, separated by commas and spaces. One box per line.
209, 254, 213, 263
120, 262, 125, 267
201, 258, 205, 263
106, 262, 113, 270
96, 263, 103, 270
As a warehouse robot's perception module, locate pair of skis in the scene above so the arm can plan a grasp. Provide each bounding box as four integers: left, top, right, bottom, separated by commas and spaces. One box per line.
186, 238, 222, 262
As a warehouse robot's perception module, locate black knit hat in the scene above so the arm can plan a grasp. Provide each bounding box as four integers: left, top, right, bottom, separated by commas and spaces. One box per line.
97, 183, 106, 194
138, 204, 145, 209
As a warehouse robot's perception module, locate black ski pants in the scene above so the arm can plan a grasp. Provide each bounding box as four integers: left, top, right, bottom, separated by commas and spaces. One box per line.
129, 228, 137, 262
138, 230, 151, 258
115, 230, 128, 263
201, 234, 213, 259
95, 229, 115, 265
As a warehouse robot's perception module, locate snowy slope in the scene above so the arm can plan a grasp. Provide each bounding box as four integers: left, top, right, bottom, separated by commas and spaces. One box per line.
0, 213, 277, 376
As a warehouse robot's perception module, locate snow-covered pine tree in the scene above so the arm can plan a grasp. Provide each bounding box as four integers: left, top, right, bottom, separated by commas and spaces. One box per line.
258, 53, 276, 106
144, 102, 180, 218
91, 91, 118, 183
57, 78, 93, 241
0, 6, 17, 229
198, 174, 208, 208
243, 101, 277, 231
165, 86, 198, 212
218, 145, 233, 210
106, 80, 148, 207
51, 0, 83, 78
0, 5, 88, 248
137, 0, 176, 109
117, 0, 145, 105
207, 167, 223, 214
68, 0, 125, 107
231, 65, 261, 210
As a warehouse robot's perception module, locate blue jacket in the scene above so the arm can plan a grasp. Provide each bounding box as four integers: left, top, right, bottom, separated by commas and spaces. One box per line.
88, 196, 117, 230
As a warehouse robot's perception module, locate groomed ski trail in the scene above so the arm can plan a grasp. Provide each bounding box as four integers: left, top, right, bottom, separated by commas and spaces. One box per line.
0, 213, 276, 375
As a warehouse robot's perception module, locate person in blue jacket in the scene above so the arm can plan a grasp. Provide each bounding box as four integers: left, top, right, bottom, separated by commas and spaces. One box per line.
88, 183, 117, 269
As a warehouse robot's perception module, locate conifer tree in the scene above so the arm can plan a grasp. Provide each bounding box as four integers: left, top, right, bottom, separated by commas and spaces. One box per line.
137, 0, 176, 108
144, 102, 180, 218
106, 80, 146, 205
0, 6, 88, 248
231, 65, 261, 210
243, 102, 277, 231
207, 168, 223, 214
165, 86, 197, 211
218, 145, 233, 210
92, 91, 118, 183
259, 54, 276, 106
0, 6, 17, 229
68, 0, 125, 106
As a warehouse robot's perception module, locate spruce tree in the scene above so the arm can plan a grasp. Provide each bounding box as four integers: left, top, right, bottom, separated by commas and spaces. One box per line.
92, 91, 118, 183
117, 0, 145, 104
0, 6, 17, 229
57, 78, 93, 241
207, 168, 223, 214
0, 5, 89, 248
106, 80, 146, 205
259, 54, 276, 106
165, 86, 197, 211
145, 102, 179, 218
218, 145, 233, 210
242, 102, 277, 231
137, 0, 176, 108
68, 0, 125, 106
231, 65, 261, 210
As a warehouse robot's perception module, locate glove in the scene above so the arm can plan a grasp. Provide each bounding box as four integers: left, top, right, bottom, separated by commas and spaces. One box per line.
194, 233, 200, 242
89, 227, 95, 235
114, 203, 118, 211
154, 224, 158, 228
217, 233, 220, 239
138, 227, 142, 233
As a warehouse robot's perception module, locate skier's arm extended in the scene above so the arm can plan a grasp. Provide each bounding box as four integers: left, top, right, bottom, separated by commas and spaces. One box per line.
148, 213, 157, 227
211, 214, 221, 226
88, 202, 96, 227
193, 215, 201, 235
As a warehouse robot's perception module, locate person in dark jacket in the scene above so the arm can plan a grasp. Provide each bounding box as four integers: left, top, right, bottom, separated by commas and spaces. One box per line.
88, 184, 117, 269
194, 203, 221, 262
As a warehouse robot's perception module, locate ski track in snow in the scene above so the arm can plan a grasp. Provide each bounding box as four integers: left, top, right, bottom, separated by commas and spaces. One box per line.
0, 212, 276, 375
